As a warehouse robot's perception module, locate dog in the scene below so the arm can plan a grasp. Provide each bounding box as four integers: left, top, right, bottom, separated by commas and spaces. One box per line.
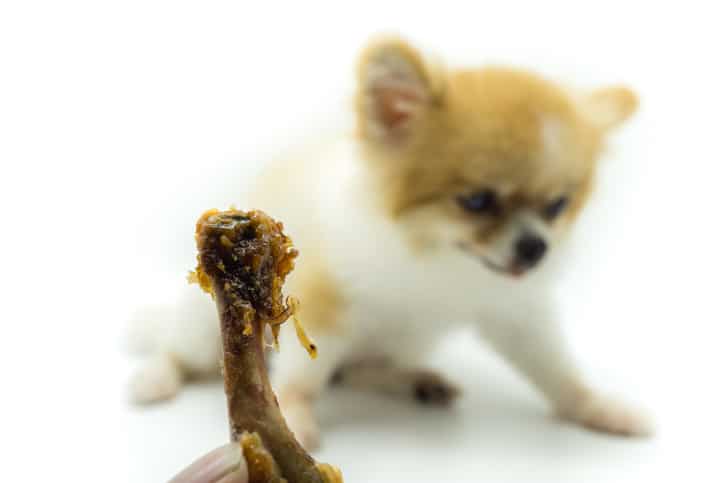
130, 36, 650, 450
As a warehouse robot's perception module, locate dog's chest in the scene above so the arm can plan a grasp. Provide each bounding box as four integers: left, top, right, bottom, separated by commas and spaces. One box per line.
319, 164, 517, 324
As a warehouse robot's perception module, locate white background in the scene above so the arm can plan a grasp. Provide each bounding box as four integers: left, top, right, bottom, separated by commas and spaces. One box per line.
1, 1, 723, 482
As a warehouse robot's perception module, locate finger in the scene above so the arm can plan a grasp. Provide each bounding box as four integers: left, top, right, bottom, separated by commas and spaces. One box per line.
168, 442, 248, 483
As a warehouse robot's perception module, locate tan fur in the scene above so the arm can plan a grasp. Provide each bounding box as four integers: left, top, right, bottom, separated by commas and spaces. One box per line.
583, 86, 639, 131
356, 35, 446, 143
356, 38, 636, 249
287, 253, 345, 333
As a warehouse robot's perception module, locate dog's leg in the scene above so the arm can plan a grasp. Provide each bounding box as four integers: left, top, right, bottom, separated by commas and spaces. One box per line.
332, 333, 460, 406
333, 359, 461, 406
128, 286, 223, 404
478, 302, 653, 436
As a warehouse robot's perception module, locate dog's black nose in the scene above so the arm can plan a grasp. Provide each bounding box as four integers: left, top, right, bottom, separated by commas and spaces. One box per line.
515, 235, 547, 267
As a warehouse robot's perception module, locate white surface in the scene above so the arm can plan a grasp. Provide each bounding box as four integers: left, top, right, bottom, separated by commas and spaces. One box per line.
1, 1, 723, 482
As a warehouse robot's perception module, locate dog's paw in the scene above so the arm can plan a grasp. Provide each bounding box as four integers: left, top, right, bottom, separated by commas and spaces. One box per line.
280, 400, 321, 451
558, 393, 654, 437
412, 370, 461, 406
129, 354, 182, 404
334, 362, 461, 406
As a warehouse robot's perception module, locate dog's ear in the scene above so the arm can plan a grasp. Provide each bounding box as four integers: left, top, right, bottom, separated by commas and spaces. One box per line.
356, 36, 444, 145
582, 86, 638, 131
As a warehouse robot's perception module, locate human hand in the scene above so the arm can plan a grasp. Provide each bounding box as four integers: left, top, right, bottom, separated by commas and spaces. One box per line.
168, 443, 248, 483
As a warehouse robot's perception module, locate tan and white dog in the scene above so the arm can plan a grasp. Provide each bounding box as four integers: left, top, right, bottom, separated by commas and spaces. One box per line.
130, 37, 650, 449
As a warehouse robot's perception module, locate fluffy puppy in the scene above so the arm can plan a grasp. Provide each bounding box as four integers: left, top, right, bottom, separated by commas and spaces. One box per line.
130, 37, 648, 450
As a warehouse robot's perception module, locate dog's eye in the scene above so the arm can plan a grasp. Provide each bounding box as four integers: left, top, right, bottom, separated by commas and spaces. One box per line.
543, 196, 569, 220
457, 190, 499, 214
